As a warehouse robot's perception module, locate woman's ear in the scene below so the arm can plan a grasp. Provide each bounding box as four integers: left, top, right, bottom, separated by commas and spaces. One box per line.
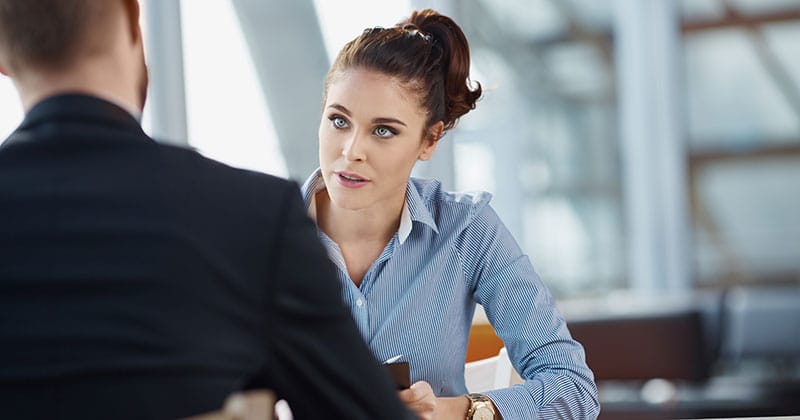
419, 122, 444, 161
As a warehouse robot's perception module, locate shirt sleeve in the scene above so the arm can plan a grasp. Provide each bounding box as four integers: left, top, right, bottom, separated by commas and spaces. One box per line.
264, 183, 413, 420
457, 202, 600, 420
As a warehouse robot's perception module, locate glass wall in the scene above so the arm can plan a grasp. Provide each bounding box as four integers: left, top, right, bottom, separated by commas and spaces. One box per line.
451, 0, 800, 297
455, 0, 625, 296
681, 0, 800, 287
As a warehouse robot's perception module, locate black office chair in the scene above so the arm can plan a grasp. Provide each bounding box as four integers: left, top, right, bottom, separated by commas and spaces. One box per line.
568, 309, 709, 382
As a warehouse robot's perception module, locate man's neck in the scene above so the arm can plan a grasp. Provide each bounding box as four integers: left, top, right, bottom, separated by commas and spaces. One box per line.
16, 60, 141, 118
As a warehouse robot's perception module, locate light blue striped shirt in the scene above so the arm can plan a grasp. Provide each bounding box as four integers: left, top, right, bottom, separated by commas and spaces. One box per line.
302, 170, 599, 419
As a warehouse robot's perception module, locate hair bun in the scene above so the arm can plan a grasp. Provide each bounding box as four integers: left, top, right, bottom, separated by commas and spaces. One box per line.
402, 9, 481, 130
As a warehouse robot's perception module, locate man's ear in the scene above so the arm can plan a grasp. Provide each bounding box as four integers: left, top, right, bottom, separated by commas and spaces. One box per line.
0, 52, 11, 77
122, 0, 142, 44
419, 121, 444, 161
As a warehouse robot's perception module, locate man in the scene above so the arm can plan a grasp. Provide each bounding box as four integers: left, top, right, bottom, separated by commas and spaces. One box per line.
0, 1, 411, 418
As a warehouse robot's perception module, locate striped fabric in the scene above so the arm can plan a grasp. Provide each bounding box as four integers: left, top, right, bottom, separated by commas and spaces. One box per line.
301, 170, 599, 419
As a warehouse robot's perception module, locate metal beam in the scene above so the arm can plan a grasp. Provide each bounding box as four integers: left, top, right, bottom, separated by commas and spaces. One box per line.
530, 7, 800, 49
683, 8, 800, 32
721, 2, 800, 124
231, 0, 329, 181
143, 0, 189, 146
689, 143, 800, 165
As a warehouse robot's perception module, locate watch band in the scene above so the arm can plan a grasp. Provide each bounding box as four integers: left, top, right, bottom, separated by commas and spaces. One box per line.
465, 393, 499, 420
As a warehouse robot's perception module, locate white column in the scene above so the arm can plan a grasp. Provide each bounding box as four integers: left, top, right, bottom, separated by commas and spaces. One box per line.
144, 0, 189, 146
615, 0, 691, 292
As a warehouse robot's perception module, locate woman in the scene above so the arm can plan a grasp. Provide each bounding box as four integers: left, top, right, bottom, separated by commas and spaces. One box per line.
301, 9, 599, 420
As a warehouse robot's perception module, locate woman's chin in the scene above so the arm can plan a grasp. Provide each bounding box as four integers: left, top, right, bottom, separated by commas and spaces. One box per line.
328, 192, 370, 211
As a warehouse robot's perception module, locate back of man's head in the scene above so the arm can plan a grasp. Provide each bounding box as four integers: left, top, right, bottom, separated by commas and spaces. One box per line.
0, 0, 116, 73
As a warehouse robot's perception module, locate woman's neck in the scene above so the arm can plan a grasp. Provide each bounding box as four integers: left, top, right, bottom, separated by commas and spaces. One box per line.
315, 189, 405, 246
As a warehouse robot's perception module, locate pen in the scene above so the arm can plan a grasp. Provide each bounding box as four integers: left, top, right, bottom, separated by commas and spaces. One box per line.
383, 354, 403, 364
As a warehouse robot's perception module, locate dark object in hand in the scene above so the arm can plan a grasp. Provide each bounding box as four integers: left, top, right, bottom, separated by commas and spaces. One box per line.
384, 361, 410, 390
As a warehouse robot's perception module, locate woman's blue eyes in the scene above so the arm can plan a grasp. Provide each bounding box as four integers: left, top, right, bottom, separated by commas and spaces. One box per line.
374, 126, 394, 138
328, 115, 397, 138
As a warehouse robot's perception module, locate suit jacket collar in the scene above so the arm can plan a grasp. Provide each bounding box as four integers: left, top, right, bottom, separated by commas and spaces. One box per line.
21, 93, 143, 131
2, 94, 148, 149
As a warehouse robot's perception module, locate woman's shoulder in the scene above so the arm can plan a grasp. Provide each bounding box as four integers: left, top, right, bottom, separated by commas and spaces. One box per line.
409, 177, 495, 223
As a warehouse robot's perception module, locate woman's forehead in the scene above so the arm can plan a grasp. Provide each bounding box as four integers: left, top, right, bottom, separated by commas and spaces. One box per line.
326, 68, 427, 118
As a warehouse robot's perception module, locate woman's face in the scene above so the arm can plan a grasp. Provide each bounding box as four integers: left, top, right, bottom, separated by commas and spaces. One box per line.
319, 68, 438, 212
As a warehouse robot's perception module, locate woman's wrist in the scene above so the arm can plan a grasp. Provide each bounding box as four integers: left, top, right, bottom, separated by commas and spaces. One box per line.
434, 396, 470, 419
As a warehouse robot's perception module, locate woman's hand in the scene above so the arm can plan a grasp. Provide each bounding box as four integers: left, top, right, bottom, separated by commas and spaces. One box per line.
398, 381, 437, 420
398, 382, 472, 420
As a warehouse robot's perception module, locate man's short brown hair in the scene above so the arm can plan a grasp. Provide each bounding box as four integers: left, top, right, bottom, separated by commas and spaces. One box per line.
0, 0, 113, 72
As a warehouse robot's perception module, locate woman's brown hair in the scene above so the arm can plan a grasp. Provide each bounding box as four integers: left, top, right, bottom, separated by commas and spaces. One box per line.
324, 9, 482, 137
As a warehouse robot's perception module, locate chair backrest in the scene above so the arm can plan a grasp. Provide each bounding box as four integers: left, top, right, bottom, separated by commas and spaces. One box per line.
467, 320, 505, 362
568, 309, 709, 381
465, 347, 522, 393
184, 390, 277, 420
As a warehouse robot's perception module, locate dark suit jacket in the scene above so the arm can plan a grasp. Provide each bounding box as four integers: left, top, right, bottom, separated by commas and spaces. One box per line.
0, 94, 409, 419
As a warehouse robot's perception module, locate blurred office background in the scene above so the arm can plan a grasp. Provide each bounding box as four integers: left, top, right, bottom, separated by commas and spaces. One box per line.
1, 0, 799, 418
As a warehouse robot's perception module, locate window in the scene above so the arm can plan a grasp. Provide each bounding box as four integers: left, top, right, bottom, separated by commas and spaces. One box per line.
179, 0, 286, 176
313, 0, 411, 61
0, 78, 24, 143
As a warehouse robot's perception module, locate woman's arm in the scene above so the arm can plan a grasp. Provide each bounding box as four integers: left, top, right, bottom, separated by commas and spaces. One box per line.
457, 203, 600, 419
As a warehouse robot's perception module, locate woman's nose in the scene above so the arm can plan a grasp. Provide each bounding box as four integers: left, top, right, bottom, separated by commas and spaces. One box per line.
342, 132, 367, 162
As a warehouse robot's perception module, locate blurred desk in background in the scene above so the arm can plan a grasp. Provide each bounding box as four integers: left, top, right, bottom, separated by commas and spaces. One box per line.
468, 285, 800, 420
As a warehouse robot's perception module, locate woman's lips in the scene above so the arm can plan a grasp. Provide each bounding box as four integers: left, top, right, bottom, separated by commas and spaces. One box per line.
335, 171, 370, 189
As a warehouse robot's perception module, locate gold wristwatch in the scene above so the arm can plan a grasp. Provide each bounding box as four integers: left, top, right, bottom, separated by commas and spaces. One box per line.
465, 393, 499, 420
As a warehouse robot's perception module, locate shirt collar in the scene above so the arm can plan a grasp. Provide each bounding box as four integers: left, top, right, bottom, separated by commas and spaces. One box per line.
300, 169, 439, 244
301, 168, 326, 223
20, 94, 143, 133
404, 178, 439, 241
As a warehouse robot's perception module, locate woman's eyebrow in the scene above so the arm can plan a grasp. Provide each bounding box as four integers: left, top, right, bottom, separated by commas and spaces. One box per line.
327, 103, 352, 116
328, 103, 407, 127
373, 117, 407, 127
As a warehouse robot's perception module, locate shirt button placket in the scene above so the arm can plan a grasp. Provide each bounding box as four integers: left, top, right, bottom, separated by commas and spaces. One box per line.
354, 292, 369, 338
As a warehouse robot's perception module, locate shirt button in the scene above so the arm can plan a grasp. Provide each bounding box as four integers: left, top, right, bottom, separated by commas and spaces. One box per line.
356, 299, 364, 307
